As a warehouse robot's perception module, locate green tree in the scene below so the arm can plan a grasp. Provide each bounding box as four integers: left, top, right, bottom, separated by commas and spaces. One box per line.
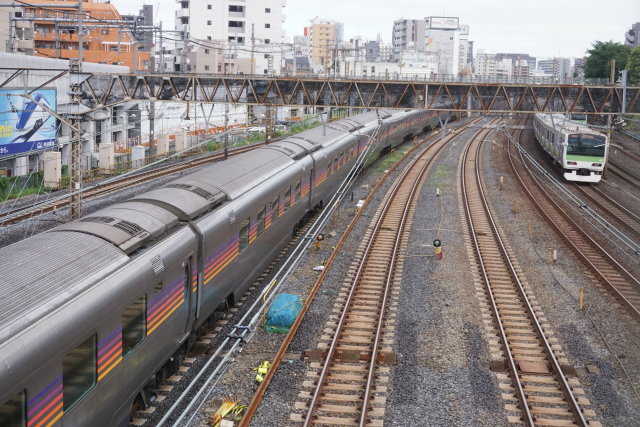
584, 41, 632, 80
626, 46, 640, 85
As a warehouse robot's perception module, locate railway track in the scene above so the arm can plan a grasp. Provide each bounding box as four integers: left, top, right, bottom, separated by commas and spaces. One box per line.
571, 184, 640, 240
286, 124, 455, 426
462, 121, 597, 426
507, 122, 640, 321
607, 163, 640, 188
0, 142, 266, 226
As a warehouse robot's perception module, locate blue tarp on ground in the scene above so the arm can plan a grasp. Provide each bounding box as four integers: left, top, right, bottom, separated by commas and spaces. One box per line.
265, 293, 302, 333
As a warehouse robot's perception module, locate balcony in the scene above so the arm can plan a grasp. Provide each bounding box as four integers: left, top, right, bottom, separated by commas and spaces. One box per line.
34, 32, 79, 42
175, 8, 190, 19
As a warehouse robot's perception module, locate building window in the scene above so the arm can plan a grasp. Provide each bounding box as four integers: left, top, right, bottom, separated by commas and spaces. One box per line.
265, 23, 270, 28
264, 39, 270, 44
228, 21, 244, 28
101, 29, 109, 35
265, 8, 271, 12
207, 20, 212, 25
122, 296, 145, 357
205, 49, 210, 54
0, 392, 25, 427
229, 5, 244, 12
207, 36, 212, 40
207, 4, 212, 9
264, 54, 269, 59
239, 218, 250, 252
181, 1, 188, 8
218, 65, 222, 72
63, 335, 96, 410
204, 65, 210, 71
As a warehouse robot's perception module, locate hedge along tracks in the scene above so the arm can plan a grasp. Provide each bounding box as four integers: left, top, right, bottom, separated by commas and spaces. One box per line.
0, 141, 267, 227
505, 127, 640, 321
236, 118, 482, 427
461, 120, 599, 426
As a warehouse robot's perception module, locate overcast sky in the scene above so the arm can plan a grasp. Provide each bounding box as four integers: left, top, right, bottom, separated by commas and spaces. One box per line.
112, 0, 637, 58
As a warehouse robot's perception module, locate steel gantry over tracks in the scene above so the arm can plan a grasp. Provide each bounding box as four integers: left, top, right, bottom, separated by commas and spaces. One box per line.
78, 73, 640, 115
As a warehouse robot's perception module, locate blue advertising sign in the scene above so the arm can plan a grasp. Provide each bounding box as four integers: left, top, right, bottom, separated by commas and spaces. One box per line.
0, 89, 57, 157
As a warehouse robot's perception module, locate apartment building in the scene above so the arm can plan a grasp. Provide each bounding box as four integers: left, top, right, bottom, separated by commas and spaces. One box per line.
307, 17, 343, 71
392, 19, 427, 60
6, 0, 150, 71
175, 0, 286, 74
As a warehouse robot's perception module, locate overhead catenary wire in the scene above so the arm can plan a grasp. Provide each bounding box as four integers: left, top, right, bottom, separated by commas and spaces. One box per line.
157, 115, 387, 427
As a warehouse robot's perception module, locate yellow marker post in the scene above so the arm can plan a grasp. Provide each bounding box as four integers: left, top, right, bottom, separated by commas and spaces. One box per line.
547, 248, 553, 264
499, 176, 504, 191
528, 221, 532, 236
579, 288, 584, 311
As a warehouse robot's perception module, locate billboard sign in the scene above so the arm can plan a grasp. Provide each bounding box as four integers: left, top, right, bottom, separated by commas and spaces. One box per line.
0, 89, 57, 157
425, 17, 459, 30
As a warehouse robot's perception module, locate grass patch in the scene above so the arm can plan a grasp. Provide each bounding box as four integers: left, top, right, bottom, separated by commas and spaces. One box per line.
372, 147, 410, 173
0, 172, 51, 200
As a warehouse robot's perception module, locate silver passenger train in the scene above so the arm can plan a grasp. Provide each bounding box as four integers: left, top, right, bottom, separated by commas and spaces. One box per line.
0, 109, 452, 426
533, 113, 608, 183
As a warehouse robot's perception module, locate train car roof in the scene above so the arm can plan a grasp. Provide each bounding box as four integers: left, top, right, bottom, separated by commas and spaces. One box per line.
535, 113, 604, 136
0, 231, 128, 346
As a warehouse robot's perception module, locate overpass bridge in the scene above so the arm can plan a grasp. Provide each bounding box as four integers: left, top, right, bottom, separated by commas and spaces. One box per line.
77, 72, 639, 115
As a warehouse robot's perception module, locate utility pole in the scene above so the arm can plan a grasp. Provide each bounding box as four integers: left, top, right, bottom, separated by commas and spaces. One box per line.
117, 28, 121, 64
149, 101, 155, 158
159, 21, 164, 72
78, 0, 83, 62
251, 23, 255, 74
55, 22, 60, 58
69, 58, 84, 219
224, 102, 229, 159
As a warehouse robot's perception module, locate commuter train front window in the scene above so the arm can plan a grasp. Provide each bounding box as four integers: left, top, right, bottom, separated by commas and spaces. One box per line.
0, 391, 25, 427
63, 335, 96, 410
284, 187, 291, 211
123, 295, 146, 357
294, 180, 301, 202
239, 218, 250, 252
257, 205, 266, 236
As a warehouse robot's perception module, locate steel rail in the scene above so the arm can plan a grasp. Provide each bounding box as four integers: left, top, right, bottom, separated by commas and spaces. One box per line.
463, 117, 588, 426
506, 125, 640, 320
461, 122, 534, 426
0, 141, 266, 226
573, 184, 640, 241
238, 117, 483, 426
303, 123, 455, 426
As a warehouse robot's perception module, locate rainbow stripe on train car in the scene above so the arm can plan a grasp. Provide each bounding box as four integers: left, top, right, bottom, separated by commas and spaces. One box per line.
203, 235, 239, 286
27, 377, 63, 427
147, 277, 186, 335
97, 327, 122, 381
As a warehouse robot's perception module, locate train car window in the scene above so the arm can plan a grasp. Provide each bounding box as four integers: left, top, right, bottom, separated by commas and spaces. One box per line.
0, 391, 25, 427
257, 205, 266, 236
327, 160, 332, 175
334, 157, 339, 171
122, 295, 146, 357
284, 187, 291, 211
154, 283, 163, 294
294, 180, 301, 202
271, 197, 279, 224
63, 335, 96, 410
239, 218, 250, 252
